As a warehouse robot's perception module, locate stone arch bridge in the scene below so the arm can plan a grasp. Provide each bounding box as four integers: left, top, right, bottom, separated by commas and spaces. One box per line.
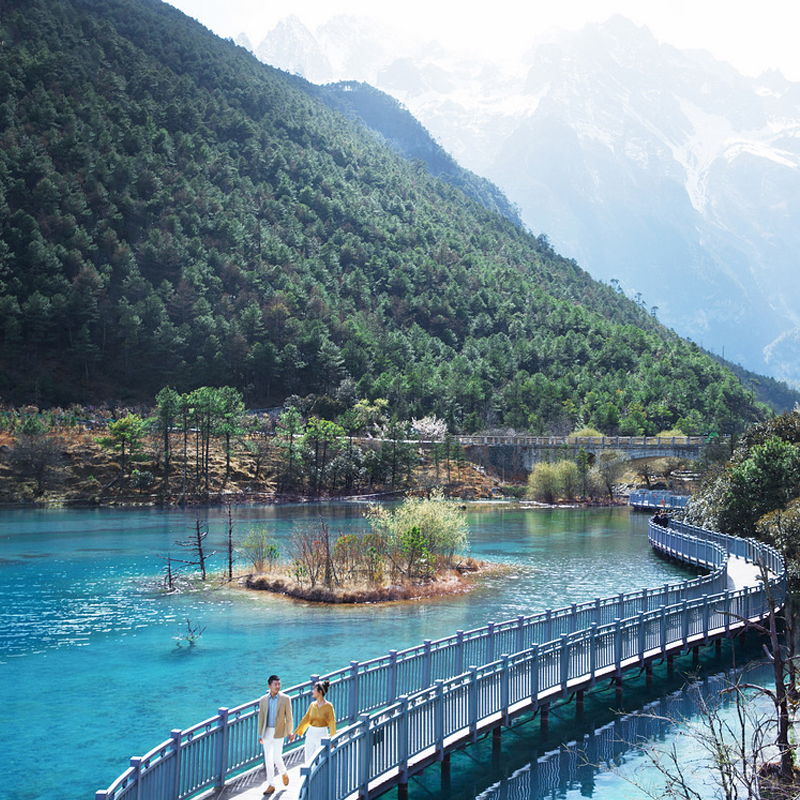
455, 434, 716, 479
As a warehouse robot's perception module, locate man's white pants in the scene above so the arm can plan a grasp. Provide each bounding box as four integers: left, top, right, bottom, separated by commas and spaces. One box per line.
261, 727, 287, 785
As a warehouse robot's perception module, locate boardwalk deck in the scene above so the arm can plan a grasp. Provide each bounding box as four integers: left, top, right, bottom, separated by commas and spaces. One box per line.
97, 521, 784, 800
210, 554, 770, 800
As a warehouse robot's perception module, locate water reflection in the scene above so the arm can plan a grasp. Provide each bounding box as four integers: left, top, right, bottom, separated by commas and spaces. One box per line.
0, 504, 735, 800
409, 647, 771, 800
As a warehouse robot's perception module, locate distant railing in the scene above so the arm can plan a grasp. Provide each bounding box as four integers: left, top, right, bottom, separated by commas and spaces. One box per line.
629, 490, 690, 509
96, 519, 784, 800
457, 434, 716, 447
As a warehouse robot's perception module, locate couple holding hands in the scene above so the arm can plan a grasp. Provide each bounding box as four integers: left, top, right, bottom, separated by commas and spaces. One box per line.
257, 675, 336, 795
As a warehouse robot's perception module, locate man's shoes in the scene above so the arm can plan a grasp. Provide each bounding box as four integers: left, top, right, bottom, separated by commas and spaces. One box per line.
282, 774, 290, 786
263, 787, 275, 795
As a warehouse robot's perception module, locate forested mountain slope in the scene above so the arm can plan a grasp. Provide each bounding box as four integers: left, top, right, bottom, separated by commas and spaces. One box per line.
0, 0, 778, 433
306, 80, 524, 226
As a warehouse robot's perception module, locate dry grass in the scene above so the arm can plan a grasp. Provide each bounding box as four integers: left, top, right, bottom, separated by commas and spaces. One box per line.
0, 429, 510, 505
237, 558, 511, 604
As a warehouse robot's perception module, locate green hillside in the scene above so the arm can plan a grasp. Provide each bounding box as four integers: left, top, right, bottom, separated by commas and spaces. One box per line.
0, 0, 779, 433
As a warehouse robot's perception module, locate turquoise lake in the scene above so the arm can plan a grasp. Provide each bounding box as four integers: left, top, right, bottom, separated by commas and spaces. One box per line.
0, 504, 746, 800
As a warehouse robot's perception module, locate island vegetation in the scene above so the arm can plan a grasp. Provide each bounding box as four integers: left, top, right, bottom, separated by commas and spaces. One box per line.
239, 492, 493, 604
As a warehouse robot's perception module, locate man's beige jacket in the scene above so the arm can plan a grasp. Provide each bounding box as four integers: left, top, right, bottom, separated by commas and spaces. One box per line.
257, 691, 294, 739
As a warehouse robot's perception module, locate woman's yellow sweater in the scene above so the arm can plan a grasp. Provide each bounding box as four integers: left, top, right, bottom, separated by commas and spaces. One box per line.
296, 701, 336, 736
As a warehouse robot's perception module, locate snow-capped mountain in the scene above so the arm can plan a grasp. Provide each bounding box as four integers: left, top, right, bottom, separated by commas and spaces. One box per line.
242, 14, 800, 387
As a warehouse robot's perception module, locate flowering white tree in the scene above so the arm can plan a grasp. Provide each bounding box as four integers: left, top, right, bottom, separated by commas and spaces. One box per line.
411, 415, 447, 442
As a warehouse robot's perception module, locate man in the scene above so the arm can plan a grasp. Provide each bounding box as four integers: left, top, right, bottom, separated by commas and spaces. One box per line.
257, 675, 294, 795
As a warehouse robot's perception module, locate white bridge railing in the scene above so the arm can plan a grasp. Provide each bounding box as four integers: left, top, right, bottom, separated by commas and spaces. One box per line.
96, 520, 785, 800
456, 434, 714, 447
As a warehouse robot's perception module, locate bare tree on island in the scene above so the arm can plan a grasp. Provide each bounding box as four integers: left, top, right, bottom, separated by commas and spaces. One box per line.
175, 514, 214, 581
225, 500, 235, 581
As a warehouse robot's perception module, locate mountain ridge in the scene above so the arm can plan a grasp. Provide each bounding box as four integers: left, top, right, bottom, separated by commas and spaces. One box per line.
244, 13, 800, 387
0, 0, 788, 435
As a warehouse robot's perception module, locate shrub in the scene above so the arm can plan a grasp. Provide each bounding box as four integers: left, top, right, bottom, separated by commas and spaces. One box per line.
553, 460, 579, 501
527, 462, 558, 503
239, 527, 279, 572
569, 426, 604, 438
365, 490, 468, 576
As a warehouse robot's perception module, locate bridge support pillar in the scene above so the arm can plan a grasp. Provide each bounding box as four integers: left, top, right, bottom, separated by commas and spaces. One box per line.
645, 662, 653, 687
398, 780, 409, 800
540, 703, 549, 733
492, 725, 503, 768
692, 646, 699, 666
715, 638, 722, 656
441, 753, 451, 792
615, 675, 623, 702
576, 690, 584, 716
667, 653, 674, 676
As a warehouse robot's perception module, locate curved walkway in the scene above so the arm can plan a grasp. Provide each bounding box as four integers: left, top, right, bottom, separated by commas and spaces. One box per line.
217, 548, 768, 800
96, 519, 785, 800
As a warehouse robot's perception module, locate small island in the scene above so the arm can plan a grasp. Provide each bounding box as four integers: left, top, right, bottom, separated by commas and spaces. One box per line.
235, 491, 497, 604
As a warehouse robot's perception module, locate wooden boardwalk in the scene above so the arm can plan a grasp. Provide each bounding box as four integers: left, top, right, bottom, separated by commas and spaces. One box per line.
216, 748, 306, 800
97, 521, 784, 800
218, 553, 767, 800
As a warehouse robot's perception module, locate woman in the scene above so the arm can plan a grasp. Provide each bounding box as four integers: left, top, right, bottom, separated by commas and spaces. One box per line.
292, 679, 336, 763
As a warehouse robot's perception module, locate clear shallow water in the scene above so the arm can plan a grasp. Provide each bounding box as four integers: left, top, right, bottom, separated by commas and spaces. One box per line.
0, 504, 705, 800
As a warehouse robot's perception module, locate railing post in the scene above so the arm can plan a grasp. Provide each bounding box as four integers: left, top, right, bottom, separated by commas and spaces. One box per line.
560, 633, 570, 694
702, 595, 710, 641
487, 621, 495, 663
637, 613, 646, 663
130, 757, 143, 800
682, 599, 689, 645
423, 640, 432, 686
500, 655, 510, 721
570, 602, 577, 633
170, 729, 182, 800
589, 623, 597, 683
660, 606, 667, 655
545, 609, 552, 643
434, 680, 445, 753
723, 590, 731, 634
516, 615, 525, 652
614, 618, 622, 673
359, 715, 370, 798
398, 695, 409, 782
469, 666, 479, 737
349, 661, 360, 721
594, 597, 602, 626
530, 645, 539, 710
456, 630, 465, 674
388, 650, 398, 703
300, 763, 311, 799
215, 707, 230, 790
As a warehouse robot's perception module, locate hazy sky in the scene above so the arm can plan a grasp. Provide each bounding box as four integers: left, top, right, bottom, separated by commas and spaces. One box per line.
167, 0, 800, 80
